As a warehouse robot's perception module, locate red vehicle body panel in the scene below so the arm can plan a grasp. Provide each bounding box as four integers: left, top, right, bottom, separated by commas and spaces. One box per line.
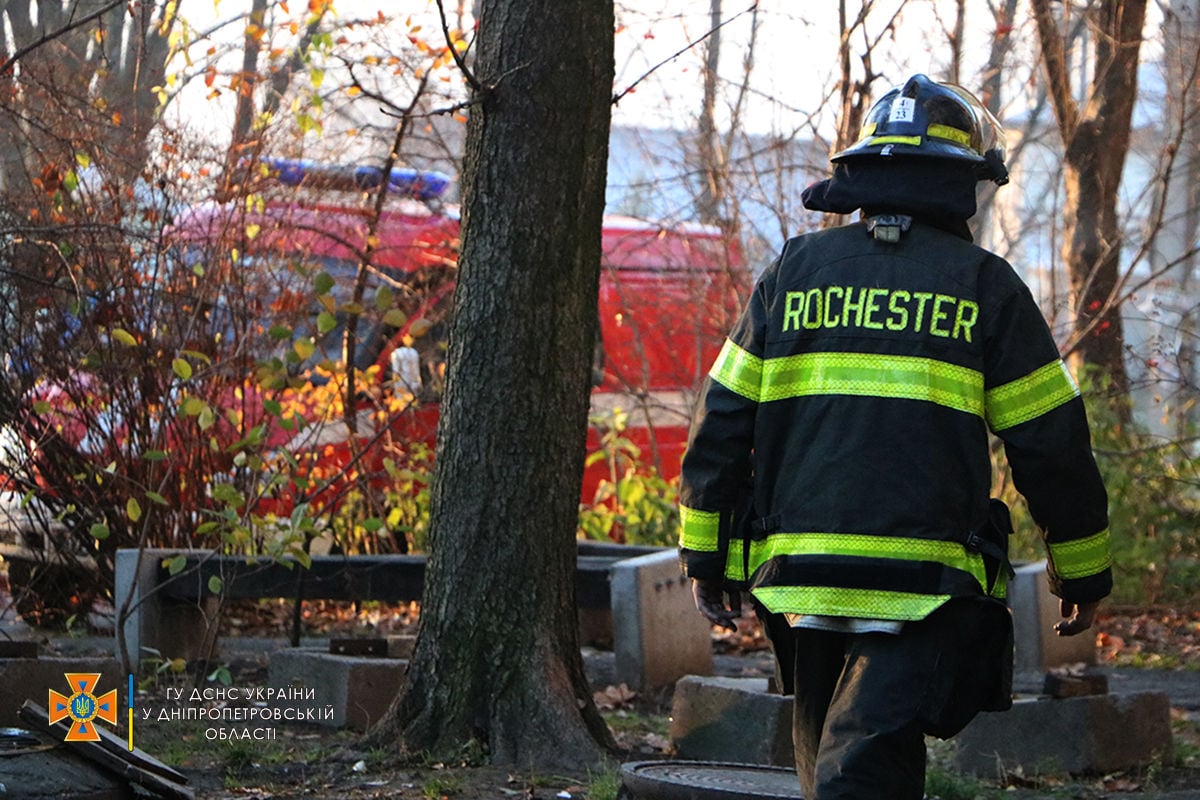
171, 186, 746, 512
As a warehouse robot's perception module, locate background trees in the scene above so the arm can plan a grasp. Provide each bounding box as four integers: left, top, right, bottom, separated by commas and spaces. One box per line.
1031, 0, 1146, 414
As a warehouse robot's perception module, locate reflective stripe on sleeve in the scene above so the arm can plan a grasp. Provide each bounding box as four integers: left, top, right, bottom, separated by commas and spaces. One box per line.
986, 360, 1080, 431
679, 505, 721, 552
708, 339, 763, 401
1047, 529, 1112, 580
759, 352, 984, 417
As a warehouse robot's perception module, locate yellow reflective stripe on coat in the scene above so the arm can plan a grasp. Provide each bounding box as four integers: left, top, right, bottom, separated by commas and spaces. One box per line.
679, 506, 720, 552
737, 532, 988, 591
1047, 529, 1112, 580
725, 532, 1000, 602
759, 352, 984, 416
752, 585, 951, 621
985, 360, 1079, 431
709, 339, 763, 401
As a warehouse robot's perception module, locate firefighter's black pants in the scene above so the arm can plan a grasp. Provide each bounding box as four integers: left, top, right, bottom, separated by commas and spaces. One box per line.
763, 599, 985, 800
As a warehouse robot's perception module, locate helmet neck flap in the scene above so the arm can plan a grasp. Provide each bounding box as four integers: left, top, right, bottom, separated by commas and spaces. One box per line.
801, 158, 979, 241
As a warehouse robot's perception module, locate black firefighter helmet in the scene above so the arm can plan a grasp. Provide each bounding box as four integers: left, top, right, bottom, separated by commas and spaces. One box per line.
834, 74, 1009, 186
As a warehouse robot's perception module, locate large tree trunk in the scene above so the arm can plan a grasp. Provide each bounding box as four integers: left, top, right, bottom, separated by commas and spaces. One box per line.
381, 0, 616, 769
1032, 0, 1146, 414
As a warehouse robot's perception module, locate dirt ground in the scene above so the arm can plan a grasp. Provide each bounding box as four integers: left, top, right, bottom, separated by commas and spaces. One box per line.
135, 601, 1200, 800
6, 591, 1200, 799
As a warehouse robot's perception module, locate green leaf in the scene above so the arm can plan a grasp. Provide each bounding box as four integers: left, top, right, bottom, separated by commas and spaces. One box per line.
146, 492, 169, 506
166, 555, 187, 575
316, 311, 337, 334
127, 498, 143, 522
89, 523, 110, 540
181, 349, 213, 366
112, 328, 137, 346
142, 450, 168, 461
314, 271, 335, 295
210, 483, 245, 507
208, 665, 232, 686
383, 308, 408, 328
181, 396, 206, 416
374, 285, 394, 311
294, 337, 316, 360
32, 400, 52, 415
207, 576, 224, 595
362, 517, 384, 532
172, 358, 193, 380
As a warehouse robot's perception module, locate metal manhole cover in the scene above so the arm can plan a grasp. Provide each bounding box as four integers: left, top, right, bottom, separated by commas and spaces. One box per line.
619, 761, 804, 800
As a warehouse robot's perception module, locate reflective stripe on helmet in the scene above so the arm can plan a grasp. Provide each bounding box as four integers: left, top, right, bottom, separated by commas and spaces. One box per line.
860, 134, 924, 148
926, 123, 973, 147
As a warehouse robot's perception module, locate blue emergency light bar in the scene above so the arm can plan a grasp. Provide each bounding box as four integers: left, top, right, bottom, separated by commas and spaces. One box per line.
261, 158, 452, 201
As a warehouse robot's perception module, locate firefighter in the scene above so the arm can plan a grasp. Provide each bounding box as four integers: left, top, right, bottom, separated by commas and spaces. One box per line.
678, 74, 1111, 800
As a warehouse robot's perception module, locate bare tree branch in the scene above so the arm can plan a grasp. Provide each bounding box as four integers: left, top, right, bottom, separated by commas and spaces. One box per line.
0, 0, 124, 75
1030, 0, 1080, 137
613, 3, 757, 106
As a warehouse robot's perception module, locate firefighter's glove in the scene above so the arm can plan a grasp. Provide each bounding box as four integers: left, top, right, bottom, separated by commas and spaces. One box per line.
692, 578, 741, 632
1054, 599, 1100, 637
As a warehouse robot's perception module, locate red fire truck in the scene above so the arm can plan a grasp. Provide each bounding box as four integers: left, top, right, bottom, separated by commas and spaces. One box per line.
172, 160, 747, 516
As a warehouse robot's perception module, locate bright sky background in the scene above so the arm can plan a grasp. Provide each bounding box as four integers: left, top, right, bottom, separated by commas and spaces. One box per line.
169, 0, 1061, 146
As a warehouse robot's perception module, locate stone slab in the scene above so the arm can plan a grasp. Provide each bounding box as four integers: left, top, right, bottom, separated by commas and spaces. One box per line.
611, 550, 713, 691
386, 634, 416, 660
0, 655, 122, 728
954, 691, 1173, 777
114, 549, 220, 671
268, 648, 406, 731
1010, 560, 1096, 673
669, 675, 793, 767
